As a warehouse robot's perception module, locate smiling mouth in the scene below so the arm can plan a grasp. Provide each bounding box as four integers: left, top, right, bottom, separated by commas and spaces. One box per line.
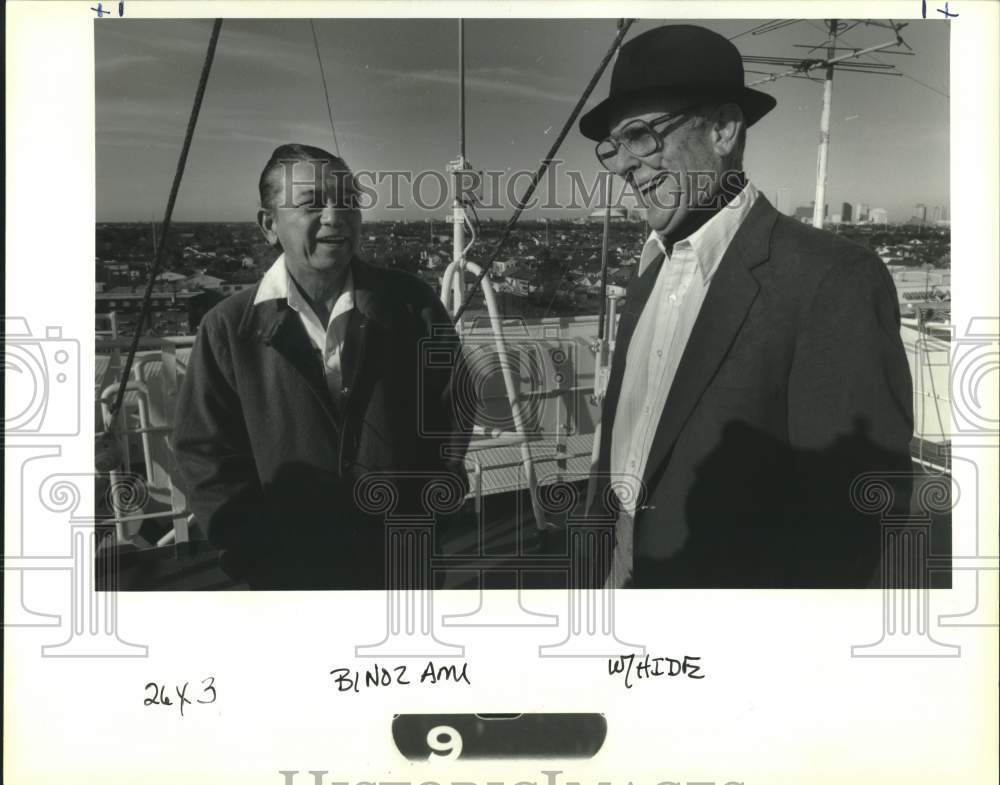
316, 236, 350, 246
637, 173, 671, 197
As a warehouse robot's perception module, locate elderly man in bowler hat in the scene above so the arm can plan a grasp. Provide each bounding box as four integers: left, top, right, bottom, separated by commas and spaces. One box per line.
581, 26, 914, 588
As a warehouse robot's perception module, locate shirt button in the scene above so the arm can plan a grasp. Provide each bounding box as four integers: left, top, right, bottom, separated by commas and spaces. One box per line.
656, 349, 663, 357
668, 294, 677, 303
342, 386, 351, 396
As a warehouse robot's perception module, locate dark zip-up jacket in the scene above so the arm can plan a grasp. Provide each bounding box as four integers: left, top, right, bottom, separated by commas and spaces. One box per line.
173, 258, 473, 589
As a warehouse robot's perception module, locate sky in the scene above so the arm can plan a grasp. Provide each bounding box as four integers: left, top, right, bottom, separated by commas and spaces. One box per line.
95, 17, 951, 223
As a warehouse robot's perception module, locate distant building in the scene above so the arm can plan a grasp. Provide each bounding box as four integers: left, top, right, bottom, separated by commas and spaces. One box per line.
102, 261, 145, 287
869, 207, 889, 225
931, 205, 950, 225
183, 273, 225, 290
492, 259, 518, 276
913, 203, 927, 224
95, 288, 218, 334
218, 283, 256, 297
841, 202, 853, 223
775, 187, 792, 216
588, 208, 628, 221
890, 268, 951, 301
793, 201, 827, 224
504, 268, 538, 295
854, 202, 870, 223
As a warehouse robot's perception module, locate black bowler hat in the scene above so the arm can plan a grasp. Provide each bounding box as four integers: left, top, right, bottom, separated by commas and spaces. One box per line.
579, 24, 777, 141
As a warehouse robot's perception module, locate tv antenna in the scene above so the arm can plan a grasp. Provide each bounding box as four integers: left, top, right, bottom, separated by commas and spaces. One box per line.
741, 20, 913, 228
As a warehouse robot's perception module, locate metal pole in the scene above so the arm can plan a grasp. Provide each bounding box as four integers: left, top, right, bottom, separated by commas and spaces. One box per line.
440, 260, 550, 531
813, 19, 838, 229
596, 179, 611, 342
459, 19, 465, 161
451, 19, 467, 331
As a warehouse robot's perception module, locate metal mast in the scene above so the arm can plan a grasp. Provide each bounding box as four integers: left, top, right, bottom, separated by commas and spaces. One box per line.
812, 19, 838, 228
449, 18, 468, 332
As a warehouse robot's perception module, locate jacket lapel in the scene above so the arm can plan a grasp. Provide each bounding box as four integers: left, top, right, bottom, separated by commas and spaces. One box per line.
640, 197, 778, 490
242, 296, 342, 429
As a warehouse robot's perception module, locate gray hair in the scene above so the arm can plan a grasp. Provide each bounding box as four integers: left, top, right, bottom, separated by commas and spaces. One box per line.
258, 143, 352, 210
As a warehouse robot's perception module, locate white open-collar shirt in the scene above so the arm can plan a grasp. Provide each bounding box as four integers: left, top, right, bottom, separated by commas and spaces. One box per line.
607, 180, 759, 586
253, 253, 355, 395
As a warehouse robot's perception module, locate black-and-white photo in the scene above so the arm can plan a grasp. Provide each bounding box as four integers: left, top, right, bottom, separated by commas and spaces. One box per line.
93, 17, 952, 591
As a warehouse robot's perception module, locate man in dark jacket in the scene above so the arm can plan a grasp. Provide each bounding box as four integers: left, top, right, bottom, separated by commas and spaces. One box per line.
174, 144, 473, 589
580, 26, 914, 588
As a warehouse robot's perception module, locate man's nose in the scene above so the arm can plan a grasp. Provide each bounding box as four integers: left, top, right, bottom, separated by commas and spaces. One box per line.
609, 146, 640, 179
319, 204, 337, 225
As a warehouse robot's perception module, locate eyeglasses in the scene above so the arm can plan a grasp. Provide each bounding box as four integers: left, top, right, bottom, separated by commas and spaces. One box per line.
595, 107, 698, 170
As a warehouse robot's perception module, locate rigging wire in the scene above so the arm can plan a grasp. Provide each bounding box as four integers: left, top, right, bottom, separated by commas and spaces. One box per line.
109, 19, 223, 419
310, 20, 342, 156
729, 19, 802, 40
895, 71, 949, 98
451, 18, 635, 323
729, 20, 776, 40
753, 19, 804, 36
822, 19, 950, 98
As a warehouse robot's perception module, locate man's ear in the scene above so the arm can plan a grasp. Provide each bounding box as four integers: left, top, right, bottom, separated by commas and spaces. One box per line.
712, 103, 744, 157
257, 207, 280, 247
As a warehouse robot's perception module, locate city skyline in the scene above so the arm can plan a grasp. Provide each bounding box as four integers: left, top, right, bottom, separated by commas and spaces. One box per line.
96, 18, 950, 223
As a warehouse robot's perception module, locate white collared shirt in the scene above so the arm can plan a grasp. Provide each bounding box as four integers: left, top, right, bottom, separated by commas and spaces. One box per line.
253, 254, 355, 394
606, 181, 759, 586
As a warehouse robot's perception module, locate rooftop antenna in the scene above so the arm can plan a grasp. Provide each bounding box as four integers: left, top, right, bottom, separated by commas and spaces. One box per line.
741, 19, 911, 229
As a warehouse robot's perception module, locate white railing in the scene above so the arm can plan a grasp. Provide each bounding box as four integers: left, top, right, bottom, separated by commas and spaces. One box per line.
96, 337, 196, 547
441, 258, 553, 530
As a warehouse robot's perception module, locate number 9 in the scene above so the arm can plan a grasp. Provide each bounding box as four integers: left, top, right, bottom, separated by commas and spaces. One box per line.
426, 725, 463, 761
